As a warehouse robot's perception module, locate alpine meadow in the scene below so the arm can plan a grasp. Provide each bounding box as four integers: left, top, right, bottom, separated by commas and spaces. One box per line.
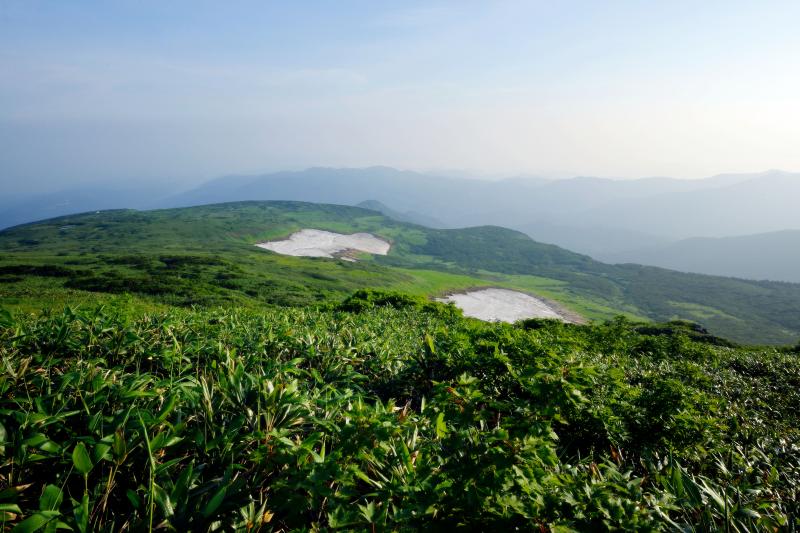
3, 2, 800, 532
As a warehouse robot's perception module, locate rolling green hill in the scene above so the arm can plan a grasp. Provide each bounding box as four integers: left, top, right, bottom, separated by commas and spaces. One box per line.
2, 202, 800, 530
2, 200, 800, 344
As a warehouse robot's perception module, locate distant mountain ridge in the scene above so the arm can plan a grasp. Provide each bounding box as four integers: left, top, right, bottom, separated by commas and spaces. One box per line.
604, 230, 800, 283
0, 186, 177, 230
567, 170, 800, 239
161, 166, 800, 244
355, 200, 445, 228
3, 167, 800, 284
162, 166, 768, 230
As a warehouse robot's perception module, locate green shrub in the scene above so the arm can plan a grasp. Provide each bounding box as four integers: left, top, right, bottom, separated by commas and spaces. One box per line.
337, 288, 460, 318
0, 304, 797, 531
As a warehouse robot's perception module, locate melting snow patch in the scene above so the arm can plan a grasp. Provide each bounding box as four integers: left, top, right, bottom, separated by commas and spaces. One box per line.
256, 229, 390, 260
438, 288, 564, 323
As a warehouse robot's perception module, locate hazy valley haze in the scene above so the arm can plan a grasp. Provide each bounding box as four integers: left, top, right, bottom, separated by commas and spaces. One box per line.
3, 1, 800, 195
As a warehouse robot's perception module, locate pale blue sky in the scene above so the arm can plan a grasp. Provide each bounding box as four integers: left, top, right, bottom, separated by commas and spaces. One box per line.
2, 1, 799, 193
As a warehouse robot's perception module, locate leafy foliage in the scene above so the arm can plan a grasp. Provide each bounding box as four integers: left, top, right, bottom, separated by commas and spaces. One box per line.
336, 289, 460, 318
1, 303, 798, 530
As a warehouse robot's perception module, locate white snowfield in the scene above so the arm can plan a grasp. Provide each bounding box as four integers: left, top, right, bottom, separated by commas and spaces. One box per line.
437, 288, 564, 323
256, 229, 390, 259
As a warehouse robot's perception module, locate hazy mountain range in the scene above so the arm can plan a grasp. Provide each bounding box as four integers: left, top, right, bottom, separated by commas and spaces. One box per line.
603, 230, 800, 283
2, 167, 799, 282
0, 186, 177, 231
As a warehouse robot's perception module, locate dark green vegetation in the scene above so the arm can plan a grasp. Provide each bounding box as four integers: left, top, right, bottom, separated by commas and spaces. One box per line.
2, 201, 800, 530
1, 300, 798, 531
3, 201, 800, 343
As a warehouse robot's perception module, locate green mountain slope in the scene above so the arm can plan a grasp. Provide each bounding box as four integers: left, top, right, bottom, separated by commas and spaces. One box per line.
2, 201, 800, 344
2, 201, 800, 529
2, 303, 797, 530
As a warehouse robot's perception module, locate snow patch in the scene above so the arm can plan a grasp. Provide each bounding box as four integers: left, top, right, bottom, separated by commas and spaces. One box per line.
256, 229, 390, 260
438, 288, 564, 323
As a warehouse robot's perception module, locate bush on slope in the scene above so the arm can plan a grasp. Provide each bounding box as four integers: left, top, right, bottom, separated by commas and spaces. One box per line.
0, 301, 798, 531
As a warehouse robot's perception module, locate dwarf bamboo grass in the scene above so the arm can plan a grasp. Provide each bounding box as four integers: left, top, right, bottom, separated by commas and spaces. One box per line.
0, 301, 798, 530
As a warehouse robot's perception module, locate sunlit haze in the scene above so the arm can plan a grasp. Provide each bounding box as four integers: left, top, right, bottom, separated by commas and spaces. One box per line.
2, 1, 800, 193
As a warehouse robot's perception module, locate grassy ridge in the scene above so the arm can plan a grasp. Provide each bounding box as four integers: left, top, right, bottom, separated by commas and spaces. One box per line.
0, 299, 798, 530
0, 203, 601, 316
2, 201, 800, 343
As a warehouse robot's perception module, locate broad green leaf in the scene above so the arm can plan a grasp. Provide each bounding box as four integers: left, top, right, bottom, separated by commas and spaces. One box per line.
72, 443, 93, 475
352, 467, 381, 488
737, 507, 761, 519
23, 434, 48, 448
73, 494, 89, 533
435, 412, 447, 438
398, 440, 413, 470
38, 441, 61, 454
170, 463, 194, 506
152, 484, 174, 517
202, 485, 227, 518
39, 485, 63, 512
155, 394, 178, 422
92, 442, 111, 463
359, 501, 377, 523
0, 485, 33, 500
11, 511, 57, 533
698, 479, 728, 511
0, 503, 22, 513
125, 490, 140, 510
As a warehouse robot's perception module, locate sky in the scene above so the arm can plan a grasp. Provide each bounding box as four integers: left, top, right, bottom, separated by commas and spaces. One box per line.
2, 0, 800, 194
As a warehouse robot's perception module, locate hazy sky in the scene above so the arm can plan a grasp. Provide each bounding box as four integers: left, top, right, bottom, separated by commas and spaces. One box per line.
2, 1, 800, 193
